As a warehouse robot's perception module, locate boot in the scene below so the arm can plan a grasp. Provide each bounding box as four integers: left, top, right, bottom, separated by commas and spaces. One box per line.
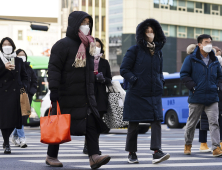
184, 144, 192, 155
199, 143, 211, 152
45, 155, 63, 167
213, 147, 222, 157
83, 142, 102, 155
89, 154, 111, 169
4, 145, 11, 154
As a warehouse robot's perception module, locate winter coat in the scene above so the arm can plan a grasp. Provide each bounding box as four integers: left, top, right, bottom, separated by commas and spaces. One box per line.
0, 57, 28, 129
22, 62, 37, 125
48, 11, 109, 136
94, 58, 112, 112
120, 19, 166, 122
180, 46, 222, 106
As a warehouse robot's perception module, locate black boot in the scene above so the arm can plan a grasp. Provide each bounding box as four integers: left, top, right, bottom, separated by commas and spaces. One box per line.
3, 142, 5, 149
4, 145, 11, 154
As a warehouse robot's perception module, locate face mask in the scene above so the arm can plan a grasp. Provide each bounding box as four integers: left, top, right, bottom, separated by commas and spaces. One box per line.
95, 47, 101, 55
79, 25, 90, 35
18, 56, 26, 62
146, 33, 154, 43
2, 46, 13, 55
203, 44, 212, 53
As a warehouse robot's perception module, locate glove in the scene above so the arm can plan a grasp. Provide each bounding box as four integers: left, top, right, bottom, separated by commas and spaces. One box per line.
50, 90, 59, 102
96, 72, 105, 83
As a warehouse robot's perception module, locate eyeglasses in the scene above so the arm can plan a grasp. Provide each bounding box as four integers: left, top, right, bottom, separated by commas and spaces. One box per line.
81, 21, 91, 27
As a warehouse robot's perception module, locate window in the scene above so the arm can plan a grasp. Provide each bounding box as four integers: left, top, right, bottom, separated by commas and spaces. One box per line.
169, 25, 177, 37
195, 2, 202, 9
160, 0, 168, 5
212, 30, 219, 40
220, 6, 222, 16
204, 29, 211, 34
212, 4, 218, 11
161, 24, 169, 36
181, 84, 189, 96
196, 28, 202, 34
82, 0, 86, 6
18, 30, 23, 40
187, 27, 194, 39
187, 1, 194, 12
204, 3, 211, 14
220, 31, 222, 41
178, 26, 185, 32
95, 0, 99, 7
169, 0, 177, 10
95, 16, 99, 31
178, 0, 185, 7
102, 16, 106, 32
154, 0, 160, 8
102, 0, 106, 8
163, 79, 181, 97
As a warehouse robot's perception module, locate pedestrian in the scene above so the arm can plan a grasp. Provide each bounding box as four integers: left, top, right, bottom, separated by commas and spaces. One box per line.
83, 38, 112, 155
46, 11, 111, 169
11, 49, 37, 148
0, 37, 28, 154
120, 19, 170, 164
180, 34, 222, 157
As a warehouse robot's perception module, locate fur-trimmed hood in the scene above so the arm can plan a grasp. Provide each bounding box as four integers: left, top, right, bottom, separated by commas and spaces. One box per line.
187, 44, 197, 54
136, 19, 166, 49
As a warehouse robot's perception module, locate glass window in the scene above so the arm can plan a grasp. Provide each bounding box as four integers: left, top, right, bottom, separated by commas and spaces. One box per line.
220, 6, 222, 16
204, 3, 210, 14
102, 16, 106, 32
178, 0, 186, 7
195, 2, 202, 9
204, 29, 211, 34
161, 24, 168, 31
18, 30, 23, 40
196, 28, 202, 34
160, 0, 168, 5
88, 0, 92, 6
95, 0, 99, 7
169, 0, 177, 10
212, 4, 218, 11
102, 0, 106, 8
95, 16, 99, 31
82, 0, 86, 6
178, 26, 186, 33
187, 27, 194, 39
220, 31, 222, 41
181, 84, 189, 96
187, 1, 194, 12
169, 25, 176, 37
88, 0, 92, 14
212, 30, 219, 36
154, 0, 160, 8
163, 79, 181, 97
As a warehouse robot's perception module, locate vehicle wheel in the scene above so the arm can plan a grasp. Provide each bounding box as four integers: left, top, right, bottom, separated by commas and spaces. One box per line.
166, 110, 180, 128
138, 125, 150, 134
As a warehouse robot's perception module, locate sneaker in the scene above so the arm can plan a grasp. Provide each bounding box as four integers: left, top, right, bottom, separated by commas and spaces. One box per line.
20, 138, 28, 148
128, 152, 139, 164
152, 150, 170, 164
4, 145, 11, 154
199, 143, 211, 152
213, 146, 222, 157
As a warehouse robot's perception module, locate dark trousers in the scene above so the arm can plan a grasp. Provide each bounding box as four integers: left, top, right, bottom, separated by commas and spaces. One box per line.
199, 129, 222, 143
125, 121, 161, 152
47, 114, 100, 157
1, 128, 14, 145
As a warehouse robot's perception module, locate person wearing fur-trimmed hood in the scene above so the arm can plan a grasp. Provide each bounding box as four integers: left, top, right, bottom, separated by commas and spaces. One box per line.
120, 18, 170, 164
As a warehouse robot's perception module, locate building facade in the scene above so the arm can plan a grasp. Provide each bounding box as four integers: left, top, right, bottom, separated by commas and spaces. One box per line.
111, 0, 222, 75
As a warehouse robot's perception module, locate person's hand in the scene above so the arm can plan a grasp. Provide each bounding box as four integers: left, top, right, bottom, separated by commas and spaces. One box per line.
96, 72, 105, 83
5, 62, 15, 71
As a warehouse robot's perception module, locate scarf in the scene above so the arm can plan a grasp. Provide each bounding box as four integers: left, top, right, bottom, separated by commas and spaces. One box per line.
72, 30, 96, 68
147, 42, 155, 56
0, 51, 16, 64
94, 53, 103, 71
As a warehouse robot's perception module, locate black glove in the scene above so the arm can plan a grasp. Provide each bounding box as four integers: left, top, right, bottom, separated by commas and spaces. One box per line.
96, 72, 105, 83
50, 90, 59, 102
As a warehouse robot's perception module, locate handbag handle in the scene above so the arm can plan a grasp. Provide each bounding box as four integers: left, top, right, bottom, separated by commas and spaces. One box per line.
47, 101, 62, 117
20, 88, 26, 94
107, 85, 115, 93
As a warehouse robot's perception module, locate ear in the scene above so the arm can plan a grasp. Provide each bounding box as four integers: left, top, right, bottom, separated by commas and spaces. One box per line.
198, 43, 201, 47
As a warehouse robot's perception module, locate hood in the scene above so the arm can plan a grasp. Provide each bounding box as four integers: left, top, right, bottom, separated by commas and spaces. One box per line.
136, 19, 166, 48
187, 44, 197, 54
66, 11, 93, 40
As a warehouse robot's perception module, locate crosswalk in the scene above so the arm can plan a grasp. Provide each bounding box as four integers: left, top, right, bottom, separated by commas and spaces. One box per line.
0, 128, 222, 170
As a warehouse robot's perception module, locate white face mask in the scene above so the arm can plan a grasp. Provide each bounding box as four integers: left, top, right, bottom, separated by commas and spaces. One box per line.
95, 47, 101, 55
18, 56, 26, 62
79, 25, 90, 35
2, 46, 13, 55
203, 44, 212, 53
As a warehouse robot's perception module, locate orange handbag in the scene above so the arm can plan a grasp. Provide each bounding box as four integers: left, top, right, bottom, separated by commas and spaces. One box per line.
40, 101, 71, 144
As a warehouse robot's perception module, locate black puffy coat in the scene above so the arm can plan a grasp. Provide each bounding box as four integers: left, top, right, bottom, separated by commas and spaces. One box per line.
0, 57, 28, 129
22, 62, 37, 125
94, 58, 112, 112
48, 11, 108, 136
120, 19, 166, 122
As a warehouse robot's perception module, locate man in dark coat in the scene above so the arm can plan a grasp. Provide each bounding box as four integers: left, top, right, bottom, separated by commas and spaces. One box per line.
46, 11, 111, 169
120, 19, 170, 164
180, 34, 222, 157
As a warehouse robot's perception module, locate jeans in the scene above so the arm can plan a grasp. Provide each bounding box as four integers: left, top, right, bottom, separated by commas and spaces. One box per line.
12, 125, 25, 139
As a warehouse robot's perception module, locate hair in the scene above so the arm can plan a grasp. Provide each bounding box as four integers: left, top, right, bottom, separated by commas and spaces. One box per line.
95, 38, 105, 54
138, 24, 157, 45
213, 46, 222, 53
16, 49, 28, 61
197, 34, 212, 43
0, 37, 16, 53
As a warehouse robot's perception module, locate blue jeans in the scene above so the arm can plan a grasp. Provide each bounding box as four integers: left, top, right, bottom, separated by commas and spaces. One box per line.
12, 125, 25, 138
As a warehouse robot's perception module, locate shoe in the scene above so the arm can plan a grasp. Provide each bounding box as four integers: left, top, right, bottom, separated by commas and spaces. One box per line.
184, 144, 192, 155
4, 145, 11, 154
83, 144, 102, 155
152, 150, 170, 164
89, 154, 111, 169
220, 142, 222, 150
20, 138, 28, 148
213, 147, 222, 157
128, 152, 139, 163
45, 155, 63, 167
199, 143, 211, 152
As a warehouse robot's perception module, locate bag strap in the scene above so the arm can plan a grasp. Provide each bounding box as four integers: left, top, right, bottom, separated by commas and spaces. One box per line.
47, 101, 62, 117
20, 88, 26, 94
107, 85, 115, 93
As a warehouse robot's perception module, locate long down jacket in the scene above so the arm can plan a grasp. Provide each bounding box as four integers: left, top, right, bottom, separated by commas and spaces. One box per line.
0, 57, 28, 129
120, 19, 166, 122
48, 11, 108, 136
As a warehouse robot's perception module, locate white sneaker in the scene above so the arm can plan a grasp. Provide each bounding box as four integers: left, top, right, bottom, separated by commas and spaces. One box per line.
20, 138, 27, 148
11, 136, 20, 147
